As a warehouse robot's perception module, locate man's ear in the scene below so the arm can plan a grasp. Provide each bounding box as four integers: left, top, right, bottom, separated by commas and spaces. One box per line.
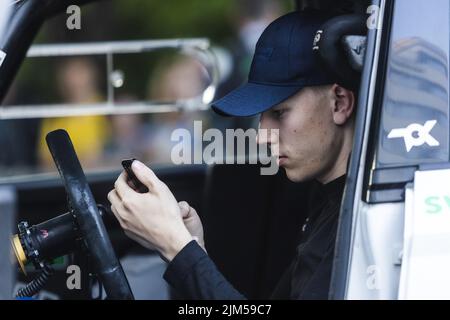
331, 84, 355, 126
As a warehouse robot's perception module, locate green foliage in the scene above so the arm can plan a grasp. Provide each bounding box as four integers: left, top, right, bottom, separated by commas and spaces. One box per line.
111, 0, 235, 41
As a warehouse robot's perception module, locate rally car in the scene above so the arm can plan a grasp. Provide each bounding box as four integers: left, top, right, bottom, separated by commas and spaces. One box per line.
0, 0, 449, 300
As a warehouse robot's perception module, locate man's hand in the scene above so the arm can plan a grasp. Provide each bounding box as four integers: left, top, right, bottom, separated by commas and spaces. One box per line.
108, 160, 193, 261
178, 201, 205, 251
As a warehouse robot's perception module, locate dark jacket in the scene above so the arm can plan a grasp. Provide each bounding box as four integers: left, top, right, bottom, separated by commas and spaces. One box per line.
163, 175, 346, 300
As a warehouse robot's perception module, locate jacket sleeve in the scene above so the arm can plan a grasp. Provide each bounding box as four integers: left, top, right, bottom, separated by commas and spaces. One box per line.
163, 240, 246, 300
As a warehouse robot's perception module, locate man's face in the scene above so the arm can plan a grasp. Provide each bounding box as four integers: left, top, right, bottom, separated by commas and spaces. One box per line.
257, 86, 347, 183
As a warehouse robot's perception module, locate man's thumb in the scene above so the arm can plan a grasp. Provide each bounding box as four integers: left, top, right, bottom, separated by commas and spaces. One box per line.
131, 160, 160, 190
178, 201, 190, 218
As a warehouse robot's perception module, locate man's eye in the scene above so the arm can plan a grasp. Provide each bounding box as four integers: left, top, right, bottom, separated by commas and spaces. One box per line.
272, 109, 285, 118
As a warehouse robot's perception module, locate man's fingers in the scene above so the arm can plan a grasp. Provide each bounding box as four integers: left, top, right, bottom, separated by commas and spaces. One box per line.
178, 201, 199, 221
115, 171, 136, 199
108, 190, 127, 228
109, 203, 122, 225
178, 201, 190, 218
187, 205, 198, 218
131, 160, 161, 192
108, 189, 121, 204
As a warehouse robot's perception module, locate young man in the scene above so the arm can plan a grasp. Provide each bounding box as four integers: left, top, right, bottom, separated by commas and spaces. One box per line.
108, 10, 356, 300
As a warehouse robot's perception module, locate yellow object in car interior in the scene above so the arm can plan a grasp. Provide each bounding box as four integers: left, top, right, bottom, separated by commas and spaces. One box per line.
11, 234, 27, 275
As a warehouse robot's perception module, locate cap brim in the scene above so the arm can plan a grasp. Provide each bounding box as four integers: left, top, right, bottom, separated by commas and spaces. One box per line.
211, 82, 303, 117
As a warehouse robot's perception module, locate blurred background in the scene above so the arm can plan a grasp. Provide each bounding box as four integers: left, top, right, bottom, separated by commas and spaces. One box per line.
0, 0, 293, 178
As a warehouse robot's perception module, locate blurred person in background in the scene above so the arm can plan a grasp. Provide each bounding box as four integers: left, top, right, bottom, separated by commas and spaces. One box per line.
144, 55, 211, 164
37, 57, 111, 169
217, 0, 283, 97
103, 94, 151, 167
214, 0, 283, 132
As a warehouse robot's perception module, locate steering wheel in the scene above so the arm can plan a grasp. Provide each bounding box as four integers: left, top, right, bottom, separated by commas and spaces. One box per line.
46, 129, 134, 300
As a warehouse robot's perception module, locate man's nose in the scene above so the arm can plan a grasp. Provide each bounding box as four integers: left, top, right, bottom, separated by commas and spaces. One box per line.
257, 115, 279, 145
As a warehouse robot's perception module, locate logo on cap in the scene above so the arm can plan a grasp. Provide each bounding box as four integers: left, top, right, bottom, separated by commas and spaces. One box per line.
312, 30, 323, 51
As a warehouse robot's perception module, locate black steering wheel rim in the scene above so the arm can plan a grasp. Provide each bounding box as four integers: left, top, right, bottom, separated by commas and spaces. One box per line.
46, 129, 134, 300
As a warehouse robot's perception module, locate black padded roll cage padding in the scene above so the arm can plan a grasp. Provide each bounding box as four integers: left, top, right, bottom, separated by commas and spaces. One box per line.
313, 14, 367, 90
46, 129, 134, 300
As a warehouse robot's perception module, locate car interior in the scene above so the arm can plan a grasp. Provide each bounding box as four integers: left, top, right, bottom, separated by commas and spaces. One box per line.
0, 0, 371, 299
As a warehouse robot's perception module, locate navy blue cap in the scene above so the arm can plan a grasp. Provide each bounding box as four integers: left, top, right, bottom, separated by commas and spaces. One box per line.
212, 11, 337, 117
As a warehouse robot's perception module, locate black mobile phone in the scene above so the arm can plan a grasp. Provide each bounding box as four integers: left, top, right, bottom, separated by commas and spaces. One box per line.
121, 158, 149, 193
